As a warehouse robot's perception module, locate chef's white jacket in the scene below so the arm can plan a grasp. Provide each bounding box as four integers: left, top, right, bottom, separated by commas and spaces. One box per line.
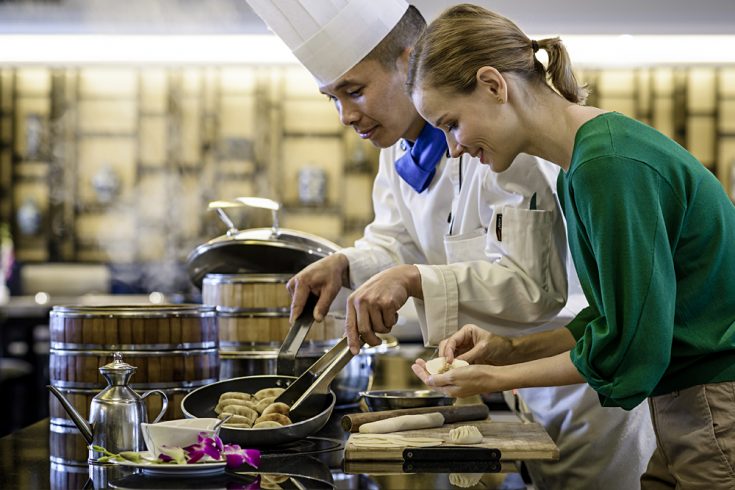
339, 142, 656, 490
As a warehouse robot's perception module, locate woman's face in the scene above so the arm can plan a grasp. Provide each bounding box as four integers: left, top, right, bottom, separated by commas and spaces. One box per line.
412, 81, 519, 172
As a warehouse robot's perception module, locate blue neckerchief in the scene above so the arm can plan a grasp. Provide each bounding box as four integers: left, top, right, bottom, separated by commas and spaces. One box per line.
395, 123, 447, 193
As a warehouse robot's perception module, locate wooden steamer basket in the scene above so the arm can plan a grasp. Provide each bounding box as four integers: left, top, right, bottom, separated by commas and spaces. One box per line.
48, 304, 218, 465
202, 273, 292, 309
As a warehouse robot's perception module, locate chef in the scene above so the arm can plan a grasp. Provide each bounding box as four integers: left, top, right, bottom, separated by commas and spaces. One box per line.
246, 1, 655, 488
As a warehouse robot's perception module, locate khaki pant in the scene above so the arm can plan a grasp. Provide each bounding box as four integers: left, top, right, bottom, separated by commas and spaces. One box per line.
641, 381, 735, 489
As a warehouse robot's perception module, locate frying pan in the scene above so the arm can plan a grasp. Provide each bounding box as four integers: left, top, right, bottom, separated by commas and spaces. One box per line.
182, 293, 344, 447
181, 374, 335, 447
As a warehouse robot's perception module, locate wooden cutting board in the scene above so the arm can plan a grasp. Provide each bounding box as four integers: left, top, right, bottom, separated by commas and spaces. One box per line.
344, 419, 559, 461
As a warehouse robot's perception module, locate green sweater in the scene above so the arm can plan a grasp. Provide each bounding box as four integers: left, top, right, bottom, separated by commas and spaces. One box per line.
558, 112, 735, 410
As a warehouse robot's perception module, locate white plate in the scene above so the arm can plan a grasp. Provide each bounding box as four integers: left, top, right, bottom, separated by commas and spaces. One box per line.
112, 452, 226, 477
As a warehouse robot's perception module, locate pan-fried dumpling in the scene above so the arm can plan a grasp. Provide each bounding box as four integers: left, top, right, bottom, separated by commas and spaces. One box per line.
425, 356, 469, 375
448, 425, 483, 444
255, 396, 276, 414
252, 420, 282, 429
215, 398, 258, 415
262, 402, 290, 416
254, 387, 285, 401
221, 404, 258, 424
219, 414, 253, 426
255, 413, 292, 426
220, 391, 252, 401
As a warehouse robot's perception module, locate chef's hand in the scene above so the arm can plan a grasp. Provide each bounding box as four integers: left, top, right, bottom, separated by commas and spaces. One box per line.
345, 264, 422, 355
411, 359, 501, 398
439, 324, 514, 365
287, 254, 350, 323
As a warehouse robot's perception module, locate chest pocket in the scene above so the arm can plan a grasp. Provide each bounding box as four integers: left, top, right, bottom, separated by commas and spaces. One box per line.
497, 207, 554, 290
444, 227, 490, 264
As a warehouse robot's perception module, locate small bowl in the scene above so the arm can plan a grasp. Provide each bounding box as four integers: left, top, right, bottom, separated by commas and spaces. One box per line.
359, 389, 455, 411
141, 418, 221, 456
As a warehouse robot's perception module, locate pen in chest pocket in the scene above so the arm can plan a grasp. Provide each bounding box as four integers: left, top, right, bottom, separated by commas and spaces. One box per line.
496, 192, 538, 242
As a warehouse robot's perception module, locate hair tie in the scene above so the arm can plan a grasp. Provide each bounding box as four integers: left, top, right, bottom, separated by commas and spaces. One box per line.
531, 40, 539, 53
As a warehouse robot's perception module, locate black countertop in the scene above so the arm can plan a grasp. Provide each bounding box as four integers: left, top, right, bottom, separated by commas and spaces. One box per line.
0, 412, 529, 490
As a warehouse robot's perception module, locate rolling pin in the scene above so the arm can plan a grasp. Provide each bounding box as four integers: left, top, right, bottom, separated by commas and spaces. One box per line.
341, 404, 490, 432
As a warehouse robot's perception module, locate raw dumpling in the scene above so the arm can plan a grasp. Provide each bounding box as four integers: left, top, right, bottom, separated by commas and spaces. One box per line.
449, 473, 483, 488
425, 356, 469, 375
448, 425, 483, 444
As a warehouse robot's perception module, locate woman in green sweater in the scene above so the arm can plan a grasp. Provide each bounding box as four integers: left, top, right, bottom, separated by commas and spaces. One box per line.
406, 4, 735, 488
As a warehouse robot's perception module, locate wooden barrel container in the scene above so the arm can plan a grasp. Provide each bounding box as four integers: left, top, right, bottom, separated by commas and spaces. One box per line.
216, 309, 343, 350
202, 273, 292, 310
48, 304, 219, 464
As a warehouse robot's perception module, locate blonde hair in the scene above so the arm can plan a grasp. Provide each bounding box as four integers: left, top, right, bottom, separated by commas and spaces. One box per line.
407, 4, 588, 104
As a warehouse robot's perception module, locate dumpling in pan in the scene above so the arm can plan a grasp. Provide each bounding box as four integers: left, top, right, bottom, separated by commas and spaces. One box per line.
448, 425, 483, 444
254, 387, 285, 401
255, 413, 292, 426
262, 402, 290, 417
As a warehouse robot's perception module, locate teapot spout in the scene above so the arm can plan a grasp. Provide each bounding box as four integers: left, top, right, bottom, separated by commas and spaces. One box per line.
47, 385, 94, 444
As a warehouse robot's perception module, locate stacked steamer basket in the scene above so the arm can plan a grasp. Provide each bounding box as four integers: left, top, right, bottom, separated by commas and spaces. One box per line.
204, 273, 395, 407
203, 273, 343, 375
47, 304, 218, 465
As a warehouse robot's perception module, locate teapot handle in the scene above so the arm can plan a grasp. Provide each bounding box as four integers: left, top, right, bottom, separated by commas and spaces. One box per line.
141, 390, 169, 423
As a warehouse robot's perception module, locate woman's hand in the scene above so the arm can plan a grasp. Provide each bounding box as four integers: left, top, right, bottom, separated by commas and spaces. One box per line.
412, 351, 587, 398
439, 324, 515, 365
411, 360, 504, 398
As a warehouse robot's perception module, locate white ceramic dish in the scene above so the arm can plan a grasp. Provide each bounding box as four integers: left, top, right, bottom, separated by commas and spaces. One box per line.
112, 451, 226, 477
141, 418, 221, 456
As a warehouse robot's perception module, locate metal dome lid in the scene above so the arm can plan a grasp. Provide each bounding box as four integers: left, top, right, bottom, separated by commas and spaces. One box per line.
186, 198, 340, 288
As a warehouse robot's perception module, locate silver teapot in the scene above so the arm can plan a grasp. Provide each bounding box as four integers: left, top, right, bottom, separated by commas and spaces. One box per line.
48, 352, 168, 462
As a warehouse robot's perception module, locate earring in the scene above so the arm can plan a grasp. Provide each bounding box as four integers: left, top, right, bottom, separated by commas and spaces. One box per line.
496, 97, 504, 104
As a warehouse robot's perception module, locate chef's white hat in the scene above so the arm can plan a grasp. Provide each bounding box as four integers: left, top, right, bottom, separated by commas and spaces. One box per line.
247, 0, 410, 85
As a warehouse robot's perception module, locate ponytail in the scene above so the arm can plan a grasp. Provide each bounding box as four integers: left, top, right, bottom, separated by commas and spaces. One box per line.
537, 37, 588, 104
407, 4, 588, 105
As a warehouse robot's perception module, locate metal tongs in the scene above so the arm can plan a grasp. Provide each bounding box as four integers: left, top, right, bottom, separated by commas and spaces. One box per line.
276, 336, 354, 419
277, 293, 319, 376
275, 292, 355, 418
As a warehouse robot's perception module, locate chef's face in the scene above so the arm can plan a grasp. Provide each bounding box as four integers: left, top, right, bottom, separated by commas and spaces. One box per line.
319, 58, 424, 148
412, 82, 518, 173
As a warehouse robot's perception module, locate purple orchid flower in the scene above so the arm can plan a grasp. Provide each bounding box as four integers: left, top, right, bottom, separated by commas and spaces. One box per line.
222, 443, 261, 469
181, 432, 260, 469
184, 433, 223, 464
